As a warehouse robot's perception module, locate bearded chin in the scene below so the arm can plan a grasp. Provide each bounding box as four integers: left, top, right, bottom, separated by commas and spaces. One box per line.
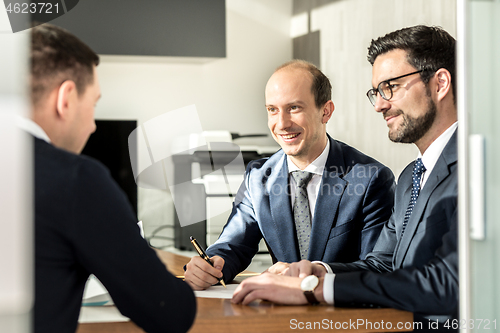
389, 99, 437, 144
389, 125, 413, 143
389, 114, 415, 143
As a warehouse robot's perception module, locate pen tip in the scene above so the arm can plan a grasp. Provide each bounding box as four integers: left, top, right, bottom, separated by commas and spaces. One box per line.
189, 236, 194, 241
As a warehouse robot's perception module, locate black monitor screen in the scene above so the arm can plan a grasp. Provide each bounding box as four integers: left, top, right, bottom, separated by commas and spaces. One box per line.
81, 120, 138, 216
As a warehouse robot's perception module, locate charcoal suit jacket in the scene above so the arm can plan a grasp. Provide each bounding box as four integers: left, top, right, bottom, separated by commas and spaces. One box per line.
329, 131, 458, 321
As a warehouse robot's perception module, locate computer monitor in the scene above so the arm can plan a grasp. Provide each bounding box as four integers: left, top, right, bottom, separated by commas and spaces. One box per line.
81, 119, 138, 216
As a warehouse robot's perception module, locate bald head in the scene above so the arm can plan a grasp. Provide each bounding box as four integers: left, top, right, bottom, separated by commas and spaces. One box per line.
273, 60, 331, 109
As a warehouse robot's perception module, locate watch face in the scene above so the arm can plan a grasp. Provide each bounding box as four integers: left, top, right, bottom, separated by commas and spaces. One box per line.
301, 275, 319, 291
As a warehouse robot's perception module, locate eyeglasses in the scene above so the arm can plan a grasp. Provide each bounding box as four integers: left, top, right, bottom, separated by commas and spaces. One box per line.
366, 69, 425, 106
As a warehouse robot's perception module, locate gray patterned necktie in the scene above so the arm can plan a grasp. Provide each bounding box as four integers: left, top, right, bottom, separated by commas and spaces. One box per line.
401, 158, 426, 237
291, 170, 314, 259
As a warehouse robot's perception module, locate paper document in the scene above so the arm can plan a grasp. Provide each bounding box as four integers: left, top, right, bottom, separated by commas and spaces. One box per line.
82, 275, 114, 306
79, 306, 129, 323
194, 284, 238, 299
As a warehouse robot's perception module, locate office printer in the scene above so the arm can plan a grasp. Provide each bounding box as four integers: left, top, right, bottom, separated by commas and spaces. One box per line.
171, 131, 278, 250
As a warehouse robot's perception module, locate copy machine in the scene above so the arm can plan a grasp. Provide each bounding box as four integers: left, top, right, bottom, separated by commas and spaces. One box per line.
171, 131, 278, 251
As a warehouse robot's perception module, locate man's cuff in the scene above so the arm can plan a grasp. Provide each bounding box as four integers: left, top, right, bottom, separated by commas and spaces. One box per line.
323, 273, 335, 305
311, 261, 333, 274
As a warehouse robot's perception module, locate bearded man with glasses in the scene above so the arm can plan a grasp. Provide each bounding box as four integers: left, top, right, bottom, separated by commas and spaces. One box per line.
233, 25, 459, 333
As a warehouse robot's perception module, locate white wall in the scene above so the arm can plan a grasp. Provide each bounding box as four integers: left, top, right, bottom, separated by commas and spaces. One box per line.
94, 0, 293, 242
0, 5, 32, 332
299, 0, 456, 177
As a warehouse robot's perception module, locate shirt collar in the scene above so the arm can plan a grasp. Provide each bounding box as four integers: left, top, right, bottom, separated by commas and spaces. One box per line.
287, 139, 330, 176
16, 116, 51, 143
419, 122, 457, 172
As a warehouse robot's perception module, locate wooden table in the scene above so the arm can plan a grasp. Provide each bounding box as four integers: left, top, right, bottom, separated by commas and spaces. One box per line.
77, 251, 414, 333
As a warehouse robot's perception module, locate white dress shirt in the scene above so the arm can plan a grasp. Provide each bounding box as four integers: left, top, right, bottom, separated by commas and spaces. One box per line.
321, 122, 458, 305
16, 116, 51, 143
419, 122, 457, 189
287, 139, 330, 219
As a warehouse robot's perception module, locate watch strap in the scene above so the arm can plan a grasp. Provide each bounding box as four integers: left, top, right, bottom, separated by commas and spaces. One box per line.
304, 290, 319, 305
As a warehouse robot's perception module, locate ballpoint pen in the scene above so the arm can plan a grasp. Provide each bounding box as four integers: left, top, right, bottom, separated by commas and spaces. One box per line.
190, 236, 227, 288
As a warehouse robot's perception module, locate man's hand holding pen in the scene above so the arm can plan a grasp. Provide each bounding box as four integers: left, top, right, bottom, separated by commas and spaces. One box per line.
183, 236, 223, 290
185, 255, 225, 290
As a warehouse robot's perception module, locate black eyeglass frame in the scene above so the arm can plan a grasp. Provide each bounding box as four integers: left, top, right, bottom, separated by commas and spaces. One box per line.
366, 69, 426, 106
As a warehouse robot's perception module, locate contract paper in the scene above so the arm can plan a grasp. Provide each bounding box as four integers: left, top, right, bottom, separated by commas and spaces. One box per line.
194, 284, 238, 299
79, 306, 129, 323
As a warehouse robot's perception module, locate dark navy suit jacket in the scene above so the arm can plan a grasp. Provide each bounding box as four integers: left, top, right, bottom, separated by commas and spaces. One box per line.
329, 131, 458, 321
206, 135, 396, 282
34, 138, 196, 333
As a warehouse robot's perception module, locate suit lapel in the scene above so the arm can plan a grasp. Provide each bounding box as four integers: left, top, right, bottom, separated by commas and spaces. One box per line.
393, 175, 413, 256
394, 132, 457, 267
268, 155, 299, 262
308, 137, 347, 260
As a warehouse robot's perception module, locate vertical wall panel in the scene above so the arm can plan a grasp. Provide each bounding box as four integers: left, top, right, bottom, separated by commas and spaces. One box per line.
467, 0, 500, 325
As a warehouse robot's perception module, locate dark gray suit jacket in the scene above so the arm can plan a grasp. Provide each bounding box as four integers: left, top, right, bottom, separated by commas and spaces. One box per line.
207, 135, 396, 283
329, 131, 458, 319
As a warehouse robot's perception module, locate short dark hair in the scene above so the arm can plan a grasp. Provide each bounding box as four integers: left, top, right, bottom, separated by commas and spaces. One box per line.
367, 25, 456, 101
30, 23, 99, 106
275, 60, 332, 109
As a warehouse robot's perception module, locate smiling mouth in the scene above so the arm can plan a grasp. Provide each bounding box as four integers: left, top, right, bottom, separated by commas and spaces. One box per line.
280, 133, 300, 140
384, 112, 402, 124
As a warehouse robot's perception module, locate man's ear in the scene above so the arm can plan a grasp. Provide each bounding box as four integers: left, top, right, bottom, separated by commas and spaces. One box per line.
434, 68, 452, 102
321, 100, 335, 124
55, 80, 77, 119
